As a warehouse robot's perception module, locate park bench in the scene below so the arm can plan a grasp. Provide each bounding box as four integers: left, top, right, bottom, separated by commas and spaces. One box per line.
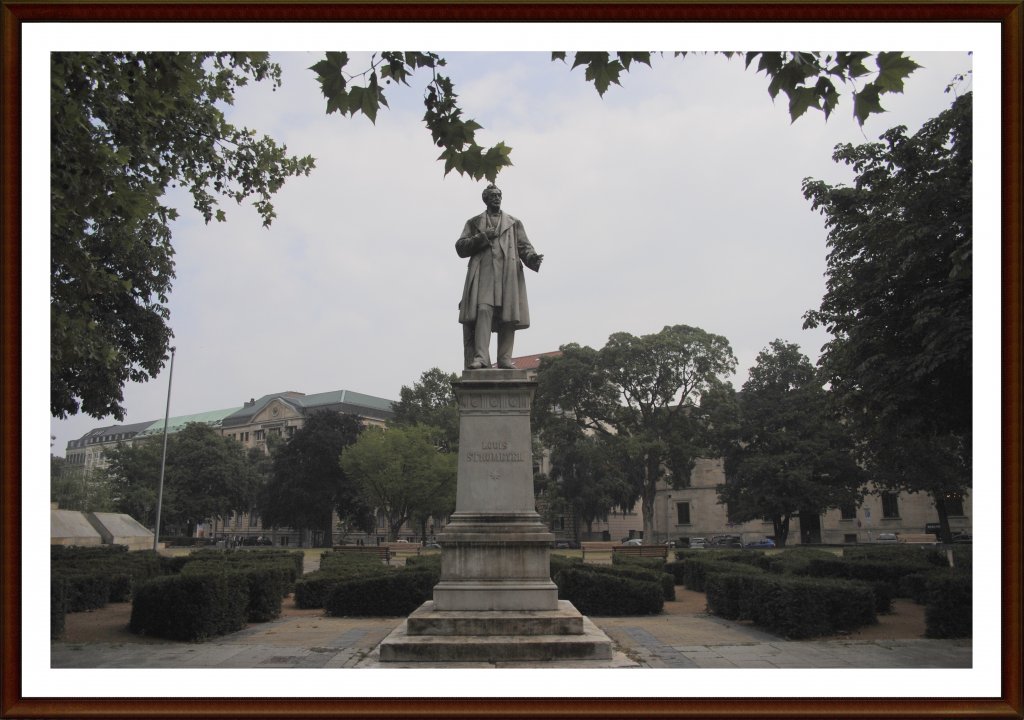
899, 533, 939, 545
580, 541, 619, 561
611, 545, 669, 559
331, 545, 392, 564
385, 543, 422, 559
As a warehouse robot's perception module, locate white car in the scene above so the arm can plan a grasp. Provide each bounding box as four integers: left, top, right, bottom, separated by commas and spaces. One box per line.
622, 538, 643, 546
875, 533, 899, 544
689, 537, 707, 549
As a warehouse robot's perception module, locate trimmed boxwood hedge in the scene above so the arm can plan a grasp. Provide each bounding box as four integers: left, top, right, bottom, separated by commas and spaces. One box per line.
130, 572, 249, 641
611, 554, 666, 571
586, 563, 675, 601
51, 546, 165, 612
294, 564, 394, 609
706, 571, 877, 639
924, 572, 972, 638
681, 557, 765, 593
554, 566, 663, 616
325, 569, 436, 617
51, 576, 68, 640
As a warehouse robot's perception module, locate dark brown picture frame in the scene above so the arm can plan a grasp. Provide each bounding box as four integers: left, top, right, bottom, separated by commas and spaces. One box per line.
2, 2, 1020, 718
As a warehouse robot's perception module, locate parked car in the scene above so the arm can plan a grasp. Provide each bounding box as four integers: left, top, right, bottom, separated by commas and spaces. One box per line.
707, 534, 742, 548
744, 537, 776, 549
553, 539, 578, 549
423, 542, 442, 550
951, 532, 973, 544
622, 538, 643, 546
688, 537, 708, 549
875, 532, 899, 544
662, 539, 677, 548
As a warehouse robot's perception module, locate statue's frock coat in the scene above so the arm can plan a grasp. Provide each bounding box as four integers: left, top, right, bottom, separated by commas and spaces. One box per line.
456, 211, 537, 330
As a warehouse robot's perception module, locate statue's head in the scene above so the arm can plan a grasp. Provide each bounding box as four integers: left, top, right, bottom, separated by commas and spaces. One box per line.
482, 184, 502, 210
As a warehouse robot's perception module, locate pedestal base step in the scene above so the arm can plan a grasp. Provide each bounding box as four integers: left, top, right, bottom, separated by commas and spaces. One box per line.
407, 600, 582, 636
379, 600, 614, 664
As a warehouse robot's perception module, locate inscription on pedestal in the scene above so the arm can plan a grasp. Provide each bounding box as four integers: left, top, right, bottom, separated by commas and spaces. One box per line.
466, 440, 526, 463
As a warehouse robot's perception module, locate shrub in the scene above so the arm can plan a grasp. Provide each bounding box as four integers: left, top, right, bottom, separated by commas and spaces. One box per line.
51, 547, 165, 610
554, 566, 663, 616
325, 569, 435, 617
130, 572, 248, 641
611, 554, 665, 571
56, 571, 111, 612
181, 553, 299, 620
319, 551, 390, 573
706, 572, 876, 639
925, 573, 972, 638
588, 563, 675, 601
765, 548, 839, 575
294, 562, 395, 609
682, 557, 764, 593
842, 544, 946, 567
549, 553, 582, 578
663, 560, 686, 585
51, 576, 67, 640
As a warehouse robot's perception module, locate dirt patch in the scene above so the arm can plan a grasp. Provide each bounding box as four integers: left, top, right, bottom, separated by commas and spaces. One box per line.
59, 595, 323, 644
661, 587, 926, 639
59, 589, 927, 645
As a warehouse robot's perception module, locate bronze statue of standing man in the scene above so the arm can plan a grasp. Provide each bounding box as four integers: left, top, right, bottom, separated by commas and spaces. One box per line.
456, 184, 544, 369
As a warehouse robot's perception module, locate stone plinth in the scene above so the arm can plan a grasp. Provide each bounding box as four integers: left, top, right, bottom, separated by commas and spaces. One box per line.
433, 369, 558, 612
379, 369, 614, 664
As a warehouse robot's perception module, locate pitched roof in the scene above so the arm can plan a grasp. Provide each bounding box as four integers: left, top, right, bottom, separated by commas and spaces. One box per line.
137, 406, 243, 437
506, 351, 562, 370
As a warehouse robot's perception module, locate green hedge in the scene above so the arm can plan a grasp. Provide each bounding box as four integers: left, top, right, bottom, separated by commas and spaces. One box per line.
681, 557, 765, 593
320, 551, 389, 573
294, 564, 394, 609
925, 573, 972, 638
842, 544, 947, 567
51, 547, 165, 612
611, 554, 666, 571
325, 569, 436, 617
51, 576, 67, 640
706, 572, 877, 639
764, 548, 839, 575
586, 563, 675, 601
554, 566, 663, 616
130, 572, 249, 641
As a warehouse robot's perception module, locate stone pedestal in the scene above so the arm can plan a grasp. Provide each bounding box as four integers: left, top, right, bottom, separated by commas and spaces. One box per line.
433, 369, 558, 611
379, 369, 615, 664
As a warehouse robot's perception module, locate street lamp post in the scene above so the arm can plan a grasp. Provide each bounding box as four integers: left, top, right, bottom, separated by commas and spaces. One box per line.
153, 346, 176, 552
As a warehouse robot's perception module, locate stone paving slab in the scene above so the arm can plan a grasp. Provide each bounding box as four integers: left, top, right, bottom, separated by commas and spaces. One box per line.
51, 612, 972, 670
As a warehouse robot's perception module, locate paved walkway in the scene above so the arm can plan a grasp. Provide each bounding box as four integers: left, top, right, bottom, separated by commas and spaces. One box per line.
51, 611, 971, 670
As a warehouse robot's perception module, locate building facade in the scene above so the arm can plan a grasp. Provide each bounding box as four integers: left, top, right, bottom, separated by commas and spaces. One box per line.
650, 458, 972, 546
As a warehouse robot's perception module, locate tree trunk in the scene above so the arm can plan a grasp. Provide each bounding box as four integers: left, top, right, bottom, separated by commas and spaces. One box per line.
773, 515, 790, 547
933, 492, 953, 543
642, 457, 659, 541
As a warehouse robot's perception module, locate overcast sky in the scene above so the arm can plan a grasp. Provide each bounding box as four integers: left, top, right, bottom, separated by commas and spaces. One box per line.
45, 47, 976, 455
24, 20, 1005, 704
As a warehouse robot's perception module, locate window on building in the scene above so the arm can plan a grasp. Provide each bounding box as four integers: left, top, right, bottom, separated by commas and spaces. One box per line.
234, 512, 243, 528
249, 512, 259, 528
676, 502, 691, 525
840, 503, 857, 520
254, 430, 265, 441
881, 493, 900, 519
944, 492, 965, 517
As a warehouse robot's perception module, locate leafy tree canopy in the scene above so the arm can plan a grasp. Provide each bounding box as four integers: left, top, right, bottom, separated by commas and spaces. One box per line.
340, 424, 456, 542
712, 340, 864, 547
801, 92, 971, 541
258, 411, 368, 545
52, 52, 315, 421
101, 422, 256, 536
313, 51, 920, 183
391, 367, 460, 452
535, 325, 737, 539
